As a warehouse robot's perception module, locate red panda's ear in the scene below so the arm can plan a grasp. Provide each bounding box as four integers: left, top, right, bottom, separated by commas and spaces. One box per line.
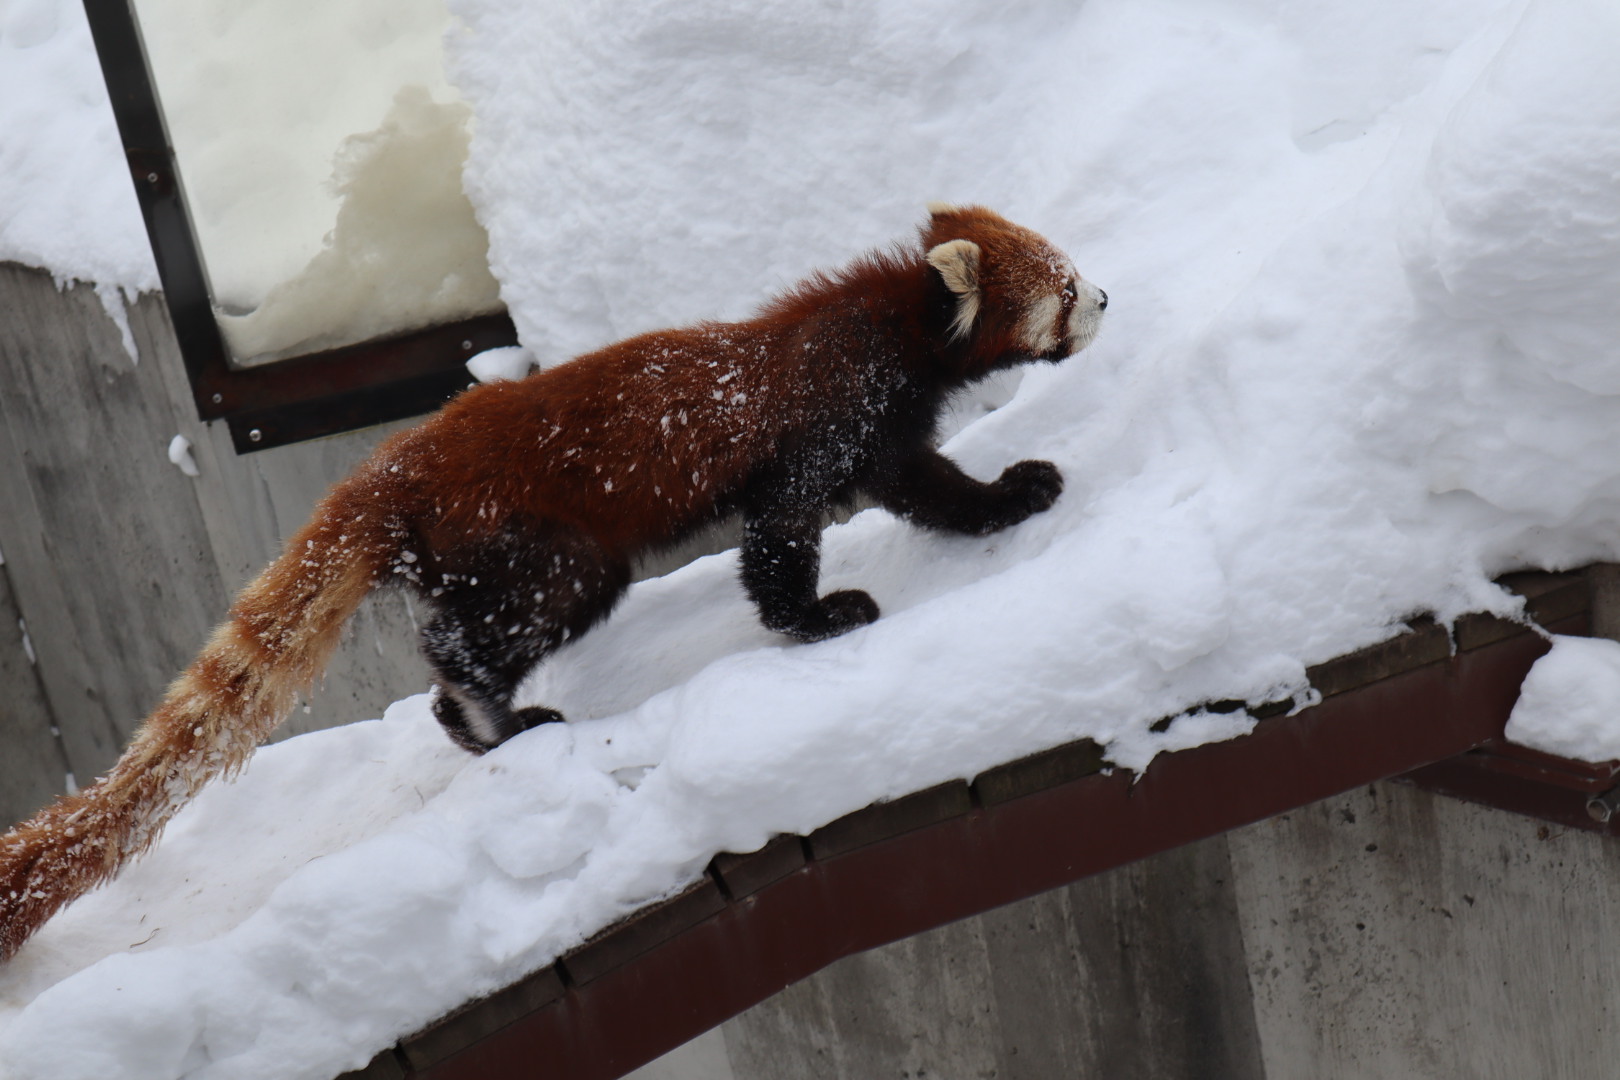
927, 239, 980, 293
926, 239, 981, 340
926, 201, 964, 219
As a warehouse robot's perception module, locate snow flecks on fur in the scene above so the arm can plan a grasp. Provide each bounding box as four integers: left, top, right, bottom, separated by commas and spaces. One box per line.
382, 208, 1105, 733
0, 206, 1102, 962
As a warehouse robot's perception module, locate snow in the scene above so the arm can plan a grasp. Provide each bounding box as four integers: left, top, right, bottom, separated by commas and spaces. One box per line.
0, 0, 497, 363
6, 0, 1620, 1077
133, 0, 459, 312
0, 0, 157, 343
166, 436, 200, 479
465, 344, 537, 384
209, 88, 502, 364
1506, 636, 1620, 762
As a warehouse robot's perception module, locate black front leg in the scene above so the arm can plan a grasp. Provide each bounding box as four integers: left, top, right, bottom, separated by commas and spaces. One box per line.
740, 507, 879, 642
871, 449, 1063, 536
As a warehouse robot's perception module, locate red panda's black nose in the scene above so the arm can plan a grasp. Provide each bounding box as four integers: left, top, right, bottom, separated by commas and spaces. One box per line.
1097, 290, 1108, 310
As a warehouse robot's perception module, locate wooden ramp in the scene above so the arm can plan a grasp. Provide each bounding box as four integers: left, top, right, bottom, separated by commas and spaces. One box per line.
340, 567, 1620, 1080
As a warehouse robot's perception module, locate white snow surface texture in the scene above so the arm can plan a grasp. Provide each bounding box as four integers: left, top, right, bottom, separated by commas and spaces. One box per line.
0, 0, 155, 290
6, 0, 1620, 1077
0, 0, 158, 355
1507, 636, 1620, 762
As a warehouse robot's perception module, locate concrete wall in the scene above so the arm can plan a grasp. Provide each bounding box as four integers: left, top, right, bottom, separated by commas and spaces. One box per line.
626, 780, 1619, 1080
0, 261, 428, 826
1233, 781, 1620, 1078
0, 262, 733, 830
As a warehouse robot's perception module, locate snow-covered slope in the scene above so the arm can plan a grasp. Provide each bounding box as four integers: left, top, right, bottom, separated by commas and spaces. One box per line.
5, 0, 1620, 1077
0, 0, 157, 359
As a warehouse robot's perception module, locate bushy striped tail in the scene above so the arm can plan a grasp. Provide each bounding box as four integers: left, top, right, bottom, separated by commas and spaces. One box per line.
0, 492, 394, 961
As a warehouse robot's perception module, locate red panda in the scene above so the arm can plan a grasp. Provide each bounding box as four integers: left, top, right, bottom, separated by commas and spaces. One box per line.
0, 204, 1106, 960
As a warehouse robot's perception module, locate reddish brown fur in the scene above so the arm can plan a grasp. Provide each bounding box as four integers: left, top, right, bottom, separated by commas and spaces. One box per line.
0, 206, 1103, 961
921, 207, 1079, 361
376, 217, 1071, 558
0, 490, 390, 960
379, 249, 937, 558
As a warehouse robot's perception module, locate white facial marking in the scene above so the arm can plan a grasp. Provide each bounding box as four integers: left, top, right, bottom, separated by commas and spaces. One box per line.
1019, 293, 1063, 353
1066, 277, 1107, 352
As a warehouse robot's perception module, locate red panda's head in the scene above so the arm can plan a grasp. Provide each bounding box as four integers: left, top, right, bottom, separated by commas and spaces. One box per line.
921, 204, 1106, 375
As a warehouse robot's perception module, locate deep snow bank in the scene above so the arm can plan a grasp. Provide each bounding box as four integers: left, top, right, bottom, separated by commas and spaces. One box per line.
0, 0, 157, 355
6, 0, 1620, 1077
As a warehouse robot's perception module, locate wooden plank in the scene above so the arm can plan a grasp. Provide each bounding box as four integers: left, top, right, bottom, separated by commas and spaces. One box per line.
806, 781, 974, 859
0, 391, 107, 781
711, 836, 807, 900
0, 262, 226, 780
132, 271, 434, 738
0, 560, 71, 827
393, 615, 1543, 1080
400, 967, 566, 1072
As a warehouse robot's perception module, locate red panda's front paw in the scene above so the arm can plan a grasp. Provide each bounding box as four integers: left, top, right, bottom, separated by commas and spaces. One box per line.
994, 459, 1064, 524
785, 589, 880, 642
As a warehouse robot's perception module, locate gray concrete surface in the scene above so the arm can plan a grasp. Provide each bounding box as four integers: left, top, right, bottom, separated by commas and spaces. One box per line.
1229, 782, 1620, 1080
709, 836, 1262, 1080
0, 561, 69, 825
628, 781, 1618, 1080
0, 262, 429, 818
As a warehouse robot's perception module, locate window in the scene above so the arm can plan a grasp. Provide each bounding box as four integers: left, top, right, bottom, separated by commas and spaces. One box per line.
83, 0, 517, 451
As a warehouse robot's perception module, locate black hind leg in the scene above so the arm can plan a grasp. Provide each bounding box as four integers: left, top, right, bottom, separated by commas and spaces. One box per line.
422, 617, 566, 755
417, 526, 630, 754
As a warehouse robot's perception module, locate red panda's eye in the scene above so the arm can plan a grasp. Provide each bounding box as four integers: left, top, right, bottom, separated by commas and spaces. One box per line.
1063, 279, 1078, 299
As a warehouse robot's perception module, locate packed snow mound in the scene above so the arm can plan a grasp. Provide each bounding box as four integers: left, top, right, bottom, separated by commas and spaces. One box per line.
1507, 635, 1620, 762
1412, 0, 1620, 395
0, 0, 157, 343
7, 1, 1620, 1078
213, 88, 503, 363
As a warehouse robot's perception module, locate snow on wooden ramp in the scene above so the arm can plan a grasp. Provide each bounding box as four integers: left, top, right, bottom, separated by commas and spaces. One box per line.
338, 568, 1613, 1080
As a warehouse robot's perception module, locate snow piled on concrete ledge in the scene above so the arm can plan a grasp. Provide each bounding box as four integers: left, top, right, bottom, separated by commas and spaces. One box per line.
6, 0, 1620, 1077
0, 0, 157, 293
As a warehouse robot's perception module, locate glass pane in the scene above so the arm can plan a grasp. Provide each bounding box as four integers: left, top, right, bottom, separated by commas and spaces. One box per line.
132, 0, 501, 365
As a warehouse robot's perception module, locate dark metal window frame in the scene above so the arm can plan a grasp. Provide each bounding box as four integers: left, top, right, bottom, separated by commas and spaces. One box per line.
82, 0, 518, 454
